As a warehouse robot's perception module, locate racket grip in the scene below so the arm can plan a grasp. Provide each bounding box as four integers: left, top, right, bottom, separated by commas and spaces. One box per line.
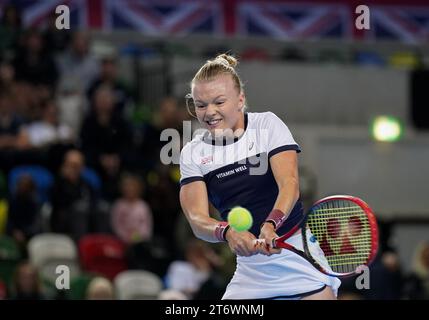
253, 239, 265, 246
252, 238, 278, 248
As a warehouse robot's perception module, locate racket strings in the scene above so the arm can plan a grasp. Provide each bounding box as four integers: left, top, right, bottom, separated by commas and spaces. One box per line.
307, 199, 373, 274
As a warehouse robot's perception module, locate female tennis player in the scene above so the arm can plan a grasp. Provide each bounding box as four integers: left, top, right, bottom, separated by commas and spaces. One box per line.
179, 54, 341, 299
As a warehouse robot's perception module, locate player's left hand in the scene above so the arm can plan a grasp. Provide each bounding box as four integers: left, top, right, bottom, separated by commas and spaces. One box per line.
257, 223, 282, 256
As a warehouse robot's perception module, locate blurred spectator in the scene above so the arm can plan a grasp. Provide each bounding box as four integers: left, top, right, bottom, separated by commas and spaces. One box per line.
87, 56, 134, 116
16, 83, 51, 123
18, 98, 75, 149
154, 96, 183, 132
336, 273, 366, 300
121, 171, 173, 277
0, 92, 25, 150
0, 4, 22, 59
146, 163, 181, 250
111, 173, 153, 244
0, 60, 40, 122
50, 149, 97, 240
56, 77, 87, 133
86, 276, 114, 300
43, 11, 71, 54
0, 60, 16, 92
56, 31, 99, 92
10, 261, 45, 300
80, 85, 133, 201
125, 237, 173, 279
165, 239, 222, 299
364, 250, 404, 300
138, 97, 183, 171
404, 241, 429, 299
6, 174, 40, 246
338, 247, 405, 300
13, 29, 58, 88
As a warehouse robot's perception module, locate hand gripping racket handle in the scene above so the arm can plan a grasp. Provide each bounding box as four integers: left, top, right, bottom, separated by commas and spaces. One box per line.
253, 221, 303, 249
252, 238, 278, 249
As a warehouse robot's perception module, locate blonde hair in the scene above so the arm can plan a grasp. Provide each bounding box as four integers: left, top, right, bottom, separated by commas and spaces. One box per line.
186, 53, 245, 118
192, 53, 243, 92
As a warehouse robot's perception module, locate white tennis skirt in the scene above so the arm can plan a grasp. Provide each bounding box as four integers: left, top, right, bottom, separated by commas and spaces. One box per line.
222, 229, 341, 300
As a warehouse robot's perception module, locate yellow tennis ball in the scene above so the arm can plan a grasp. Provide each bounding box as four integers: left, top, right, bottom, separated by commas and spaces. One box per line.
228, 207, 253, 232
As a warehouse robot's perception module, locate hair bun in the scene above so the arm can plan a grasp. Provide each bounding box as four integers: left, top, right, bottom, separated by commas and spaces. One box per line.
215, 54, 238, 68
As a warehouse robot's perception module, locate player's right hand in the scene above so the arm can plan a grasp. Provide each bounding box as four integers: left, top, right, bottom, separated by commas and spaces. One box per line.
258, 222, 282, 256
225, 228, 259, 257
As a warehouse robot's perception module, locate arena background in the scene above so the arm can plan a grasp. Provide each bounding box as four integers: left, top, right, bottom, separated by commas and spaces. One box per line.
0, 0, 428, 300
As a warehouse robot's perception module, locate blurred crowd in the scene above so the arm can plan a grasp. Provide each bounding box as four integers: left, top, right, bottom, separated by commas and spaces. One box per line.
338, 223, 429, 300
0, 4, 236, 300
0, 4, 428, 300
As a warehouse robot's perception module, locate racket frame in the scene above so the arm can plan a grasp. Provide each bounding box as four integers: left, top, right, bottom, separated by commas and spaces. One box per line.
272, 195, 379, 278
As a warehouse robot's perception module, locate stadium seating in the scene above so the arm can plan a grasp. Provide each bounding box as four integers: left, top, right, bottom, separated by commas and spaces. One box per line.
114, 270, 163, 300
28, 233, 80, 284
8, 166, 54, 203
0, 235, 22, 289
66, 272, 96, 300
78, 234, 127, 280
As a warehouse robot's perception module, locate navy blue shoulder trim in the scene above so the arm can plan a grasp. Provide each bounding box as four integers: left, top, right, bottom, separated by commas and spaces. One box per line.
268, 144, 301, 158
180, 176, 204, 187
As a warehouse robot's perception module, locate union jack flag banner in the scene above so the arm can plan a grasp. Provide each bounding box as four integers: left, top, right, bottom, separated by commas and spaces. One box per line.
236, 2, 352, 40
1, 0, 429, 44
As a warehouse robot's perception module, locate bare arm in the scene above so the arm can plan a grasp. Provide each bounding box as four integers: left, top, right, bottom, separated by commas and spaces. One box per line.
180, 180, 259, 256
270, 150, 300, 217
258, 150, 300, 255
179, 180, 223, 242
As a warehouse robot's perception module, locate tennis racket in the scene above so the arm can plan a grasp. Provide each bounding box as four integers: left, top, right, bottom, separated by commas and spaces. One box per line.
254, 195, 379, 278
